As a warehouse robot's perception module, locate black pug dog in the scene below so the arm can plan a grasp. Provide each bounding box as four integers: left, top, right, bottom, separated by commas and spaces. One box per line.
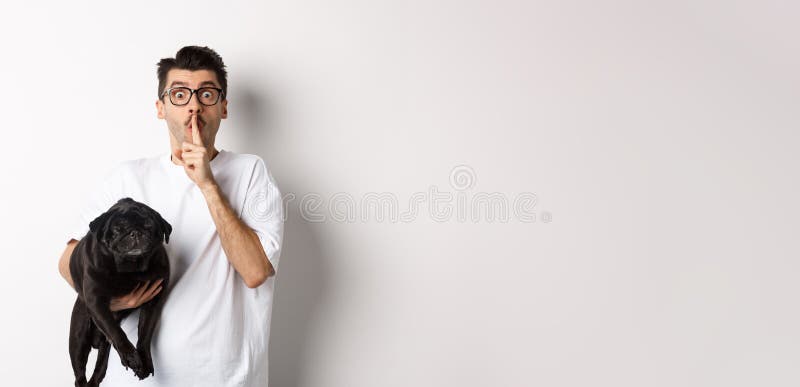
69, 197, 171, 387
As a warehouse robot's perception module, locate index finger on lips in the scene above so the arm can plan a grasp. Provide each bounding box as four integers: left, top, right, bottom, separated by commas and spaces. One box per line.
191, 114, 203, 146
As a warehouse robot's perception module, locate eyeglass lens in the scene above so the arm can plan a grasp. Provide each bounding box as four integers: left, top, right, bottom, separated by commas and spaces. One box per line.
168, 87, 221, 106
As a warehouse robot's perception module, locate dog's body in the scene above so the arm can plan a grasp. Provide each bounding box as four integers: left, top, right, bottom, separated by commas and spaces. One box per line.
69, 197, 172, 387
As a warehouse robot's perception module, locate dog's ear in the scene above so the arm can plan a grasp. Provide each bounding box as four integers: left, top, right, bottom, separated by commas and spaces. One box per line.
90, 198, 129, 237
89, 210, 112, 235
157, 213, 172, 244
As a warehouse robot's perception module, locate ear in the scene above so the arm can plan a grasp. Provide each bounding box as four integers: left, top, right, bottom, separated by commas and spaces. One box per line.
157, 213, 172, 244
156, 98, 165, 119
89, 210, 112, 235
221, 99, 228, 119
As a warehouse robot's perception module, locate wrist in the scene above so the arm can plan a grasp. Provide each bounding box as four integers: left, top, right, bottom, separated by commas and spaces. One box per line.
200, 182, 220, 196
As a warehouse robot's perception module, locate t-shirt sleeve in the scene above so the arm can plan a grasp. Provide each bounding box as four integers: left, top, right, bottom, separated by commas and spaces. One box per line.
240, 157, 285, 274
67, 164, 125, 244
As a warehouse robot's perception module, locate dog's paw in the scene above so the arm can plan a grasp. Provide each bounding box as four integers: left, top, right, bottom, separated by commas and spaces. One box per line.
118, 346, 144, 376
134, 348, 155, 379
133, 366, 151, 380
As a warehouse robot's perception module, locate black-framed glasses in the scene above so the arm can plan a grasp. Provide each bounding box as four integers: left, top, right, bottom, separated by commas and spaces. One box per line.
160, 87, 225, 106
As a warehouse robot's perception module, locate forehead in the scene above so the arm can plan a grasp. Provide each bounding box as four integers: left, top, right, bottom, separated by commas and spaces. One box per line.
165, 69, 220, 88
112, 203, 151, 217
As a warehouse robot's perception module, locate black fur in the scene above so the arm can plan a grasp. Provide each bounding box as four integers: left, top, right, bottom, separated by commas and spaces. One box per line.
68, 198, 171, 386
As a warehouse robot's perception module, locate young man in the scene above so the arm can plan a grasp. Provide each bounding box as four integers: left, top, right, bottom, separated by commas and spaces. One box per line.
58, 46, 285, 386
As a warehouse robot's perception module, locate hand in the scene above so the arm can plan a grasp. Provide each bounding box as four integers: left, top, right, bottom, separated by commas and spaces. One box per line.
110, 280, 164, 312
173, 113, 217, 190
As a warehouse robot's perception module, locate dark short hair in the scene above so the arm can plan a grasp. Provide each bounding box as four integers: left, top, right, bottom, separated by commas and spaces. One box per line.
157, 46, 228, 100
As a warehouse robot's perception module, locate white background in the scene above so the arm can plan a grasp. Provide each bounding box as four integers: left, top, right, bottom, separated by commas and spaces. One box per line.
1, 1, 798, 386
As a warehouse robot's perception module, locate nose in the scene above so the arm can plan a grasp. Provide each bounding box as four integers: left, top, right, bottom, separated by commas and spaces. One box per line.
187, 92, 203, 115
188, 105, 203, 115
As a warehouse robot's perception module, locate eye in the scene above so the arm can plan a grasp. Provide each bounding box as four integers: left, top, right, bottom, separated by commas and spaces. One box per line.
201, 91, 213, 99
174, 91, 186, 99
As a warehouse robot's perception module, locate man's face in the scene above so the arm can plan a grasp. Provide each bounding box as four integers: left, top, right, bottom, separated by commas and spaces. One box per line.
156, 69, 228, 148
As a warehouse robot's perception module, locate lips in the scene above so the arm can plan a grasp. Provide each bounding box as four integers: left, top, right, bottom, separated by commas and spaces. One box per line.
186, 116, 204, 130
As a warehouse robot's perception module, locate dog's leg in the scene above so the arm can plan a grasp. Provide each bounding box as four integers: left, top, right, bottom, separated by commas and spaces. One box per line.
69, 298, 92, 387
86, 337, 110, 387
135, 279, 169, 379
84, 296, 145, 376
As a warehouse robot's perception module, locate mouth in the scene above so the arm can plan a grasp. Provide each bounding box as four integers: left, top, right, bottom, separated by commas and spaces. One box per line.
187, 117, 204, 130
126, 248, 144, 256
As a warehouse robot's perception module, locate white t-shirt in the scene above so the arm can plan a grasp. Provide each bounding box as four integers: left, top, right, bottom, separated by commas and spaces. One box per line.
67, 149, 284, 387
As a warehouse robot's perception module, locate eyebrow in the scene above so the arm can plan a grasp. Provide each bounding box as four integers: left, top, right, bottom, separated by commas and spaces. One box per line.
168, 80, 220, 88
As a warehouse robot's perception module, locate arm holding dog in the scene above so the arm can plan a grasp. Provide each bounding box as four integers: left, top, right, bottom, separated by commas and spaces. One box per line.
58, 240, 78, 289
59, 239, 163, 311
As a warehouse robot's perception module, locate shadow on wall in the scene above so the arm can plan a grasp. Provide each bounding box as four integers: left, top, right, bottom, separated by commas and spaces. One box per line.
233, 85, 272, 145
269, 206, 330, 387
235, 82, 331, 387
